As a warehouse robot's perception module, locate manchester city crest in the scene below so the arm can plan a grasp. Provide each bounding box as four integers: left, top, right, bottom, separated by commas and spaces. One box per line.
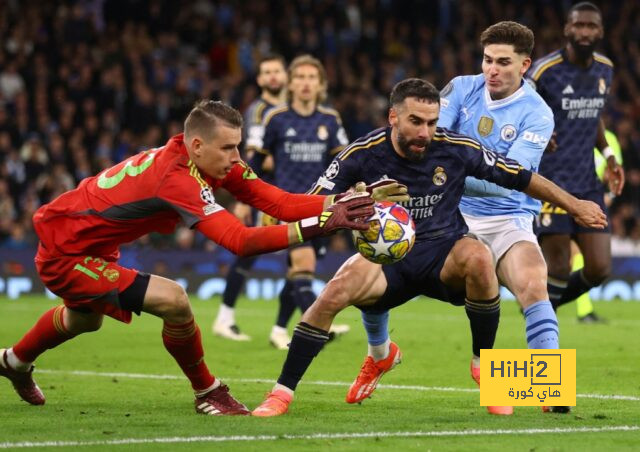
500, 124, 517, 142
478, 116, 494, 137
317, 125, 329, 140
433, 166, 447, 186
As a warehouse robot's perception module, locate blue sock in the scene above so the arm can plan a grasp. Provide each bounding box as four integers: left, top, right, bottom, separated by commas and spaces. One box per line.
524, 300, 559, 349
361, 311, 389, 346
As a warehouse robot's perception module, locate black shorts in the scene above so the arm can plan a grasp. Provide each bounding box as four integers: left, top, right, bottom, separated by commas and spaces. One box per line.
535, 189, 611, 237
360, 233, 466, 314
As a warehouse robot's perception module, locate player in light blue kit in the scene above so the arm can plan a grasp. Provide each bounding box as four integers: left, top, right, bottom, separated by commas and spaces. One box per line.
349, 22, 563, 415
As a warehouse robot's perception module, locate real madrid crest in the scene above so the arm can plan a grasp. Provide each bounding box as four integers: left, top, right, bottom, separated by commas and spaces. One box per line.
477, 116, 494, 137
317, 125, 329, 140
433, 166, 447, 186
598, 78, 606, 95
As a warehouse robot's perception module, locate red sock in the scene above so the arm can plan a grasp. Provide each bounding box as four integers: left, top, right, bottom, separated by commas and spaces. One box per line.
162, 319, 215, 391
13, 305, 74, 363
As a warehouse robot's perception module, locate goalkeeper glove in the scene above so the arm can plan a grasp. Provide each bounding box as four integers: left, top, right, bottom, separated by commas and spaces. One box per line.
332, 179, 409, 203
294, 192, 373, 242
357, 179, 409, 202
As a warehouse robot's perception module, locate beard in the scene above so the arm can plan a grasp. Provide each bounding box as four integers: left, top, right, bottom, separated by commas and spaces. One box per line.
569, 36, 600, 60
264, 85, 284, 97
397, 132, 428, 162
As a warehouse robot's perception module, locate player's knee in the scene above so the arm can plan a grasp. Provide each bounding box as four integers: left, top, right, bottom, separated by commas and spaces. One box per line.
317, 279, 352, 313
583, 261, 611, 286
164, 284, 192, 320
546, 258, 571, 278
513, 274, 548, 306
64, 309, 103, 334
83, 315, 104, 332
464, 247, 494, 283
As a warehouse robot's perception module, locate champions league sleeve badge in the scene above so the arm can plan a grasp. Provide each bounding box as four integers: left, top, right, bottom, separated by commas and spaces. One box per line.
200, 186, 222, 216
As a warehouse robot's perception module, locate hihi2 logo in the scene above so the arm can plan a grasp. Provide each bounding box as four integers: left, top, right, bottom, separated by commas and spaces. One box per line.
480, 349, 576, 407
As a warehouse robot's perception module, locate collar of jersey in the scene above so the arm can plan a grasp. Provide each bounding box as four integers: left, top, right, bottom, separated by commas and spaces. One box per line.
483, 82, 526, 110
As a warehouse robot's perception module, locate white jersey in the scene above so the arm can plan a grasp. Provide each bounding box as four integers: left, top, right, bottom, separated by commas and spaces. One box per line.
438, 74, 554, 218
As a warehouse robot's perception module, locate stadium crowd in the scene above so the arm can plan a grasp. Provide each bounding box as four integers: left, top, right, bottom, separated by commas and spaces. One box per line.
0, 0, 639, 252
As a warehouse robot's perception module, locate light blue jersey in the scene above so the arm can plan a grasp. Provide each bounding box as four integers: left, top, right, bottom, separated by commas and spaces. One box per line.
439, 74, 554, 217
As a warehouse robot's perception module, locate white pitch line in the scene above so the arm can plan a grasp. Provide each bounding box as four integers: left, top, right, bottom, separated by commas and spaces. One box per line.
36, 369, 640, 401
0, 426, 638, 449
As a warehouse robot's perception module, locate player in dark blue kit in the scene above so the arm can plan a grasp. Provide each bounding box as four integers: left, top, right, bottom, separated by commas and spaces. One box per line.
248, 55, 351, 349
252, 78, 607, 416
213, 54, 288, 341
528, 2, 624, 322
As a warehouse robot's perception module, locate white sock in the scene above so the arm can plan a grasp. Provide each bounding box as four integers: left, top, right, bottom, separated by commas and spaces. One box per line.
5, 348, 31, 372
271, 325, 288, 336
368, 338, 391, 361
215, 304, 235, 326
194, 378, 221, 398
273, 383, 294, 397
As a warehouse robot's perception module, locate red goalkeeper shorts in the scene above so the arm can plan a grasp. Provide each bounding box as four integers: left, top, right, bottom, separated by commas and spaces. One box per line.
35, 244, 139, 323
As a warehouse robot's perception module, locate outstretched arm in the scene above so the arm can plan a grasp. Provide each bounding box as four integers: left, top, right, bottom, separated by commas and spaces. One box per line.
196, 193, 374, 257
524, 173, 607, 228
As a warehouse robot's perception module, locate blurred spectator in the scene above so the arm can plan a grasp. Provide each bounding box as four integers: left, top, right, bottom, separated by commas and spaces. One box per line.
0, 0, 637, 253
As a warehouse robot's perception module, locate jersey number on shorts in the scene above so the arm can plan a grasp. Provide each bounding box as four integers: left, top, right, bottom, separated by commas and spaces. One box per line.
73, 256, 108, 281
97, 151, 157, 189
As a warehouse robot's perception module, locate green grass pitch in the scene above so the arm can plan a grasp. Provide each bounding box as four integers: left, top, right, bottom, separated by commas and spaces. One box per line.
0, 295, 638, 451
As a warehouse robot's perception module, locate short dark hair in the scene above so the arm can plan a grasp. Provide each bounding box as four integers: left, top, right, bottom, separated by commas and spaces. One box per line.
184, 100, 243, 141
480, 21, 534, 56
258, 53, 286, 72
567, 1, 601, 21
389, 78, 440, 107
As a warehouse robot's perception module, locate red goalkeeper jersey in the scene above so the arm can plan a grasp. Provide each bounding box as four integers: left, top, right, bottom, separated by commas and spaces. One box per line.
33, 134, 326, 258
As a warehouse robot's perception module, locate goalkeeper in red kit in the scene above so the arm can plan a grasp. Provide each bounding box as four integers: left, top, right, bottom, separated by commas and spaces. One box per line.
0, 100, 375, 416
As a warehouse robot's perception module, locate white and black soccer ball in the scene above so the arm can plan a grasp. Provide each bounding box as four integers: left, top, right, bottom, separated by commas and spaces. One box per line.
352, 201, 416, 265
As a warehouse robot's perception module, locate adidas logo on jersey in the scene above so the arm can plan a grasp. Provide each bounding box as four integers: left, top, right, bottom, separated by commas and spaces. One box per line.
562, 85, 574, 95
285, 127, 297, 137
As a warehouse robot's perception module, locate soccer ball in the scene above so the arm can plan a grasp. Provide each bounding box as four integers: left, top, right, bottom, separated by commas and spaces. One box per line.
352, 201, 416, 265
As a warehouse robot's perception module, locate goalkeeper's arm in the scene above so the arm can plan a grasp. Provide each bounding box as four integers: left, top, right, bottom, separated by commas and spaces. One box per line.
196, 193, 373, 257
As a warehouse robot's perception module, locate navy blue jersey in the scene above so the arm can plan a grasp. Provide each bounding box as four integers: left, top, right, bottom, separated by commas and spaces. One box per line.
243, 97, 279, 157
528, 49, 614, 195
248, 104, 349, 193
243, 97, 280, 184
310, 127, 533, 242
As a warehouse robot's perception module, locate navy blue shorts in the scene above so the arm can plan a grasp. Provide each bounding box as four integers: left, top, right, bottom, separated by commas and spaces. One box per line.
360, 233, 466, 314
535, 189, 611, 237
